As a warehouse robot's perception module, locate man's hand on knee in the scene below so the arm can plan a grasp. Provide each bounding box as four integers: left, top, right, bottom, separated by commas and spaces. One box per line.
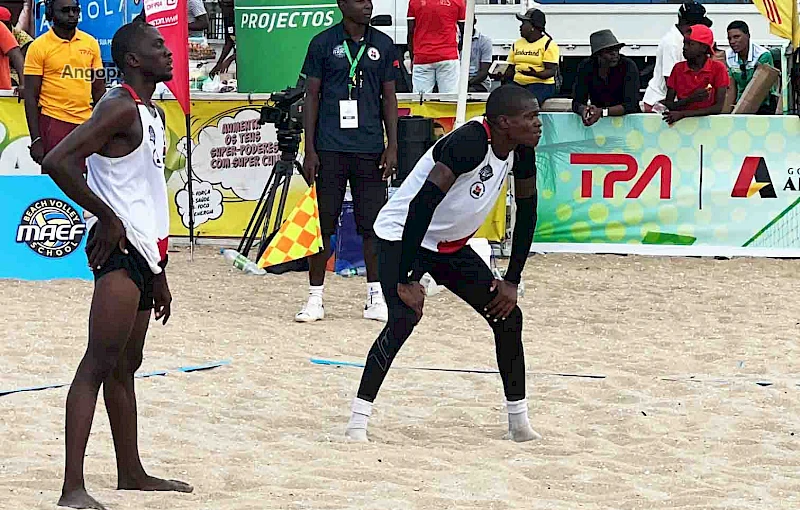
397, 282, 425, 323
485, 279, 518, 321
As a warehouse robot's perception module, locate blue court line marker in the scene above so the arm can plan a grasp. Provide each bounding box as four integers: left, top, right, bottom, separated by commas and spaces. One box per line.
0, 360, 231, 398
310, 358, 606, 379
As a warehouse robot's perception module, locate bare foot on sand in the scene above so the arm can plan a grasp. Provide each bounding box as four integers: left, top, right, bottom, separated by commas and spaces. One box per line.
58, 488, 107, 510
118, 475, 193, 493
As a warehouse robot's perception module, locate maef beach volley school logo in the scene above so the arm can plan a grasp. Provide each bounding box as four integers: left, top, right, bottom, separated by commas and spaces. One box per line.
332, 44, 346, 59
731, 156, 777, 198
16, 199, 86, 258
367, 47, 380, 61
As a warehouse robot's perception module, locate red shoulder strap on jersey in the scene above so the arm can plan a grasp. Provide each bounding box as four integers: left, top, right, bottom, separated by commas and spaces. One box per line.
121, 84, 143, 103
482, 118, 491, 141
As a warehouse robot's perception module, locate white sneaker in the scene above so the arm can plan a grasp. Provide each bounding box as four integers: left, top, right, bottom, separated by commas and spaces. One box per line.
363, 298, 388, 322
295, 298, 324, 322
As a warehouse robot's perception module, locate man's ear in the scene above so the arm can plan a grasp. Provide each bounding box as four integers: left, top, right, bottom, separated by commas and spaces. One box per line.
125, 52, 139, 70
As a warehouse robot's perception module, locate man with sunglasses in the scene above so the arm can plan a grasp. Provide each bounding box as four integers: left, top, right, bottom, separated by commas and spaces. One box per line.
23, 0, 105, 169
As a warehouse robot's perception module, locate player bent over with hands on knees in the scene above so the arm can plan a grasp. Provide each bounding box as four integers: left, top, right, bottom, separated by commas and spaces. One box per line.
345, 84, 543, 443
42, 19, 192, 510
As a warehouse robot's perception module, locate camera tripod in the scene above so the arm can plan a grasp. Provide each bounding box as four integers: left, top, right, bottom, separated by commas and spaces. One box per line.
237, 152, 303, 262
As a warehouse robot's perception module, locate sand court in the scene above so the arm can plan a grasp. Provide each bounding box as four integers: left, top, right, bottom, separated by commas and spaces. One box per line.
2, 246, 800, 509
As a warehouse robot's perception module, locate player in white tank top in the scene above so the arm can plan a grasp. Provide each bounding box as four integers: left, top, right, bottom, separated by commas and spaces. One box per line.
41, 20, 193, 510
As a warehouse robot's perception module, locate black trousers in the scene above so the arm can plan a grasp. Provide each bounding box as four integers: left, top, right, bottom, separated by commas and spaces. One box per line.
355, 238, 526, 402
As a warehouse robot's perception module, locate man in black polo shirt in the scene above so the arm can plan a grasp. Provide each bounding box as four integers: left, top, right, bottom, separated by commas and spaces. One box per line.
572, 29, 641, 127
297, 0, 399, 323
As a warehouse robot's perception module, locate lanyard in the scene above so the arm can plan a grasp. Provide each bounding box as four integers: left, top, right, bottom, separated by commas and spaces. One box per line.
343, 40, 366, 99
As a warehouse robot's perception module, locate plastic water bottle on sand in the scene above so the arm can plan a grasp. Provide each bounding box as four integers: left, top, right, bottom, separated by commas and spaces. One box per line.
220, 248, 266, 275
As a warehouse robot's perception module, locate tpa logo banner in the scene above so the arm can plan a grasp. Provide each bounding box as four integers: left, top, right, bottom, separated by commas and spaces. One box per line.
570, 153, 672, 200
731, 156, 777, 198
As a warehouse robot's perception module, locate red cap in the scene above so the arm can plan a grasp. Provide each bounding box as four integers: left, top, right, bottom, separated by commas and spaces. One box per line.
0, 7, 11, 22
686, 24, 714, 49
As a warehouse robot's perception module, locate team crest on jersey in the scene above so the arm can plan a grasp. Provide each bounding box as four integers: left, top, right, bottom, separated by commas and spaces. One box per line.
149, 125, 156, 145
333, 44, 346, 58
470, 181, 486, 199
478, 164, 493, 182
367, 47, 380, 61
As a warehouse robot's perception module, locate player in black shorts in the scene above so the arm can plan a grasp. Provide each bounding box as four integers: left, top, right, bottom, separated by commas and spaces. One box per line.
42, 20, 192, 509
345, 85, 543, 442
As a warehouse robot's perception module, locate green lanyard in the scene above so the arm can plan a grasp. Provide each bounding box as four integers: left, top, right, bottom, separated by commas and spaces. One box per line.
343, 40, 366, 100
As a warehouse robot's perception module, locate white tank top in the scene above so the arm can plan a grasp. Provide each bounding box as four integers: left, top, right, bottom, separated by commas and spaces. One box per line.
85, 84, 169, 274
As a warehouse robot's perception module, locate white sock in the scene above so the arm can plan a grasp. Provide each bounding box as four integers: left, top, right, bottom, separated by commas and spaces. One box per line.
309, 285, 323, 302
347, 397, 373, 430
366, 282, 383, 304
507, 398, 530, 430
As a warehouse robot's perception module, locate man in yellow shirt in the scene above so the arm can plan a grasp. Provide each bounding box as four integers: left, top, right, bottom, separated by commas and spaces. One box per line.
503, 8, 560, 107
23, 0, 105, 168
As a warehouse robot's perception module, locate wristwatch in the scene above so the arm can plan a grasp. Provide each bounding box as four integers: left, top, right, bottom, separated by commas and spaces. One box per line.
602, 108, 609, 118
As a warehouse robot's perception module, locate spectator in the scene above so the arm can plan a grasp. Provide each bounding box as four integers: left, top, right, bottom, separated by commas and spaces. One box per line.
407, 0, 465, 94
663, 24, 729, 125
467, 17, 492, 92
503, 8, 559, 106
188, 0, 209, 37
433, 121, 446, 139
0, 7, 32, 87
23, 0, 104, 166
643, 1, 712, 112
0, 8, 24, 92
572, 30, 640, 127
726, 20, 778, 115
297, 0, 399, 323
210, 0, 236, 77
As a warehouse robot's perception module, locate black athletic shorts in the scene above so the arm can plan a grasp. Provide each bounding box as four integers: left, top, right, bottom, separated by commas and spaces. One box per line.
316, 151, 386, 237
88, 228, 155, 311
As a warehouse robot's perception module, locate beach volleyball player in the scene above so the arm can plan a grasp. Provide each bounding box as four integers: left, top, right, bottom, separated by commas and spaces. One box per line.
345, 85, 543, 442
42, 20, 192, 509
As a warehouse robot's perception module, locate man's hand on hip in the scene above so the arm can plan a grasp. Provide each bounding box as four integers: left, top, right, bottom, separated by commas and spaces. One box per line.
380, 145, 398, 180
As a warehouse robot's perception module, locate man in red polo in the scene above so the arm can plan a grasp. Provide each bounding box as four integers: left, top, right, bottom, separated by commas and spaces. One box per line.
662, 24, 729, 125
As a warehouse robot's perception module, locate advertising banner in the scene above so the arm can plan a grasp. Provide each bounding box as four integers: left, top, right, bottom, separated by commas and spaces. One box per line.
0, 176, 91, 280
533, 113, 800, 256
35, 0, 142, 64
234, 0, 342, 92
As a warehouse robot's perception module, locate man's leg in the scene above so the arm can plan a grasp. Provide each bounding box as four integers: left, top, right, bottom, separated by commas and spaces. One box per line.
346, 240, 424, 440
428, 246, 541, 442
59, 270, 141, 510
412, 63, 436, 94
435, 60, 461, 95
350, 153, 388, 321
104, 310, 192, 493
296, 151, 347, 322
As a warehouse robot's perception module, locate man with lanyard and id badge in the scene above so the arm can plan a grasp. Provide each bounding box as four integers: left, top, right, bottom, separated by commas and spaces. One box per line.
297, 0, 400, 324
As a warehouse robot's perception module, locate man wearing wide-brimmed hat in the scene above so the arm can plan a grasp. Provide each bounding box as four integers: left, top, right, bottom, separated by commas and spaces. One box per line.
572, 29, 640, 127
643, 1, 713, 112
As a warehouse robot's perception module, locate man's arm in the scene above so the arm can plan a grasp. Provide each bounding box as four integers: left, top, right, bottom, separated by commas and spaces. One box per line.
91, 72, 106, 104
188, 14, 209, 32
676, 86, 727, 118
469, 62, 490, 86
211, 38, 235, 76
382, 80, 398, 150
23, 74, 42, 157
42, 95, 138, 221
8, 47, 24, 89
457, 21, 465, 53
504, 146, 536, 285
571, 60, 590, 115
407, 19, 415, 61
303, 77, 321, 156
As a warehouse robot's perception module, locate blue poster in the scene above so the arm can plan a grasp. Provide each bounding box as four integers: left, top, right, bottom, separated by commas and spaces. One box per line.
35, 0, 143, 64
0, 176, 92, 280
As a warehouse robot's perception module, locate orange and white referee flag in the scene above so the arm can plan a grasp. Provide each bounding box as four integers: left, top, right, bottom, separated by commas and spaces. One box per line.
257, 184, 323, 268
752, 0, 800, 47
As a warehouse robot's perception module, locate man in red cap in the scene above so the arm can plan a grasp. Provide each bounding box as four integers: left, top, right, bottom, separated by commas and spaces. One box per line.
0, 7, 33, 87
0, 7, 24, 92
662, 24, 729, 125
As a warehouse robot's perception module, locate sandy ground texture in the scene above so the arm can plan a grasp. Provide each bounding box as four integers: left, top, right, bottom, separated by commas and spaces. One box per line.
1, 246, 800, 510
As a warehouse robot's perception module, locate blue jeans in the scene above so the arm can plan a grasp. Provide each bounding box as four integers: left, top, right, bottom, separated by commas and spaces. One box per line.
522, 82, 556, 107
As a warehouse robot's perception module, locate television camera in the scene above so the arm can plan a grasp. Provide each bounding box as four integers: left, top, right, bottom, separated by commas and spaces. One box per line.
237, 80, 308, 263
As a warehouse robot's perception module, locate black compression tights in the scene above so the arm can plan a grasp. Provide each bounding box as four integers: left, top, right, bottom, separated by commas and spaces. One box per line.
355, 240, 526, 403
